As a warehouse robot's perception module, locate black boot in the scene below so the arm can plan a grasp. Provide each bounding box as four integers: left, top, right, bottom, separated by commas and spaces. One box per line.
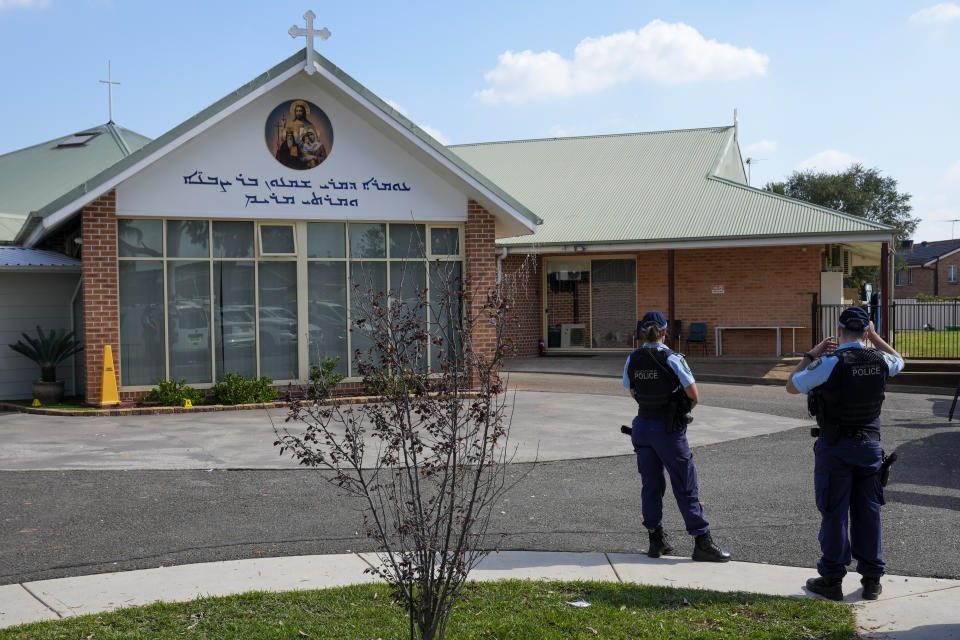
806, 576, 843, 601
692, 532, 731, 562
647, 527, 675, 558
861, 577, 882, 600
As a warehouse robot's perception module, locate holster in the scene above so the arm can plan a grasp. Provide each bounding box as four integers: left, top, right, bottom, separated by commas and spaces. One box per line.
879, 450, 898, 487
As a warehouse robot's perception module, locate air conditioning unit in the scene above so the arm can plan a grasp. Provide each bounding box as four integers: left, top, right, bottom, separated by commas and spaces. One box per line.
827, 245, 853, 275
560, 323, 586, 348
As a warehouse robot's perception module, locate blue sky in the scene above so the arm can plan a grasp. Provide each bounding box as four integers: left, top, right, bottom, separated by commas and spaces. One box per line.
1, 0, 957, 242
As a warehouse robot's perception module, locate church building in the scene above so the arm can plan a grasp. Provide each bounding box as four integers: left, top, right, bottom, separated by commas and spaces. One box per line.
0, 37, 895, 404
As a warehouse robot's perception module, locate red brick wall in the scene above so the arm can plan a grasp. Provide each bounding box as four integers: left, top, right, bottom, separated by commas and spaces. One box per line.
897, 260, 960, 299
674, 245, 819, 355
502, 244, 821, 357
80, 191, 120, 405
896, 267, 932, 298
502, 253, 541, 357
465, 201, 498, 365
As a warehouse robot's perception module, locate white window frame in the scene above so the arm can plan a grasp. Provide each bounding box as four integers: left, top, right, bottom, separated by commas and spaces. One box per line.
116, 218, 464, 390
949, 264, 958, 283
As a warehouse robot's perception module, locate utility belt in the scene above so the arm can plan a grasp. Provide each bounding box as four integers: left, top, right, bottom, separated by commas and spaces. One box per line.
809, 427, 880, 441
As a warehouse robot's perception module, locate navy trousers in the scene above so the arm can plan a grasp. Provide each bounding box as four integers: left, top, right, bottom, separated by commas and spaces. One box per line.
632, 415, 710, 536
814, 437, 885, 579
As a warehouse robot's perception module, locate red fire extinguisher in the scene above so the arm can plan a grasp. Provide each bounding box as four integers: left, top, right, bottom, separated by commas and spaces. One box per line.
538, 339, 546, 356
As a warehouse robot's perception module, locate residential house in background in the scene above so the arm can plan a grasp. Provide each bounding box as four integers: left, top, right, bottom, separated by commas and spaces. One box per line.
896, 239, 960, 298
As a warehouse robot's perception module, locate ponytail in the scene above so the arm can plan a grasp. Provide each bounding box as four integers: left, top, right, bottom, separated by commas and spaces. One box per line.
644, 324, 663, 343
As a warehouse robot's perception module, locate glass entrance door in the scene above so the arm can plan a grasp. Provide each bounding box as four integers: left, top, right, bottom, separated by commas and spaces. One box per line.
544, 258, 590, 349
544, 257, 637, 350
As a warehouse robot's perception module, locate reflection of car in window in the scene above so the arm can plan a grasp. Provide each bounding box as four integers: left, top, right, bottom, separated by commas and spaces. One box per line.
170, 304, 210, 359
259, 305, 299, 348
218, 306, 255, 347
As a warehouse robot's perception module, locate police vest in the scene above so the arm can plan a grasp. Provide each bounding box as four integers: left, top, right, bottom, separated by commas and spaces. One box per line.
815, 348, 888, 432
627, 346, 681, 421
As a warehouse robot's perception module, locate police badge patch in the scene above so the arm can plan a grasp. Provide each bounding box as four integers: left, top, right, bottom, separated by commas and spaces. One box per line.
679, 357, 692, 374
807, 358, 822, 370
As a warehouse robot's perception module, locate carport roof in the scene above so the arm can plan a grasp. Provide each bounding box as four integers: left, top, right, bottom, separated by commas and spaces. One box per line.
450, 127, 895, 249
0, 247, 81, 270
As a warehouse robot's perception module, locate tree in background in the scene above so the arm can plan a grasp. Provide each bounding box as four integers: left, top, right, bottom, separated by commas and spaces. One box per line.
766, 163, 918, 292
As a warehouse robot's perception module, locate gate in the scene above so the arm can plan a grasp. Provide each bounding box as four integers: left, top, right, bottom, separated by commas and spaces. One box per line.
812, 300, 960, 359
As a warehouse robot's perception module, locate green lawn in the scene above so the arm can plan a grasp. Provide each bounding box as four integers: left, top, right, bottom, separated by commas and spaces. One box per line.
894, 330, 960, 358
0, 580, 855, 640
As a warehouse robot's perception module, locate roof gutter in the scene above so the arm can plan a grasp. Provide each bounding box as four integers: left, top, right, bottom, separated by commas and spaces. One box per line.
500, 233, 895, 254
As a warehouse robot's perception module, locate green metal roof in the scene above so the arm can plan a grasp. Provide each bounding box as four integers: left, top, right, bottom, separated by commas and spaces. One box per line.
17, 49, 539, 246
450, 127, 894, 247
0, 123, 150, 242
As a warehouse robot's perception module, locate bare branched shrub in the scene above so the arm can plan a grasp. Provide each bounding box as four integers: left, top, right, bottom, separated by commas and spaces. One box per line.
275, 255, 534, 640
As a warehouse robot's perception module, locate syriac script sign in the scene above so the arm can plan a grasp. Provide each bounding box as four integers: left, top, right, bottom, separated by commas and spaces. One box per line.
182, 170, 412, 208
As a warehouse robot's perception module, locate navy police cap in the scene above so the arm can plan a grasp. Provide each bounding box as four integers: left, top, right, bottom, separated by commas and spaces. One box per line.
641, 311, 668, 330
838, 306, 870, 331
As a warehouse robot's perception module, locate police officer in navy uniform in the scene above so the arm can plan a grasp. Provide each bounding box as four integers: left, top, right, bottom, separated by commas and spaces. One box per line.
787, 306, 904, 601
623, 311, 731, 562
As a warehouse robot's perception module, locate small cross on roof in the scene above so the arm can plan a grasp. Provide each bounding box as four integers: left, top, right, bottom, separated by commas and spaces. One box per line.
288, 10, 331, 75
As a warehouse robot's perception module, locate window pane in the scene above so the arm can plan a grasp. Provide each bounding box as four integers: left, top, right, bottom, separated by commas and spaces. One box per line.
166, 220, 209, 258
259, 261, 298, 380
308, 222, 346, 258
429, 261, 463, 372
167, 261, 212, 383
349, 223, 385, 258
349, 261, 387, 376
213, 221, 254, 258
214, 261, 256, 379
391, 261, 427, 373
430, 228, 460, 256
118, 219, 162, 257
591, 259, 636, 349
119, 261, 165, 386
261, 225, 295, 254
308, 262, 348, 376
389, 223, 426, 259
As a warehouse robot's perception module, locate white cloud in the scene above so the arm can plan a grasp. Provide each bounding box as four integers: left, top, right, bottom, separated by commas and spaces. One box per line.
909, 3, 960, 24
796, 150, 860, 172
476, 20, 769, 104
0, 0, 48, 8
744, 139, 777, 154
384, 99, 450, 145
945, 161, 960, 184
419, 124, 451, 146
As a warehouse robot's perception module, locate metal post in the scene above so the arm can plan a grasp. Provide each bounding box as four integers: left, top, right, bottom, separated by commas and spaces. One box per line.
811, 292, 818, 348
668, 250, 676, 349
881, 242, 890, 342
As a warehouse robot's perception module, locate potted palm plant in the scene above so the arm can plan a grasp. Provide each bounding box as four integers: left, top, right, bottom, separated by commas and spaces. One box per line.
8, 326, 84, 404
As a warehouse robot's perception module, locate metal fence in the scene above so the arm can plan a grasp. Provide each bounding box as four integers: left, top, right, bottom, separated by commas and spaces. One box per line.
813, 301, 960, 359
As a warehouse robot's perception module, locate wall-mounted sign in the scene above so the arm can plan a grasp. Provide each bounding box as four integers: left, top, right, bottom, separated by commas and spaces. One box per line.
264, 99, 334, 170
712, 284, 725, 294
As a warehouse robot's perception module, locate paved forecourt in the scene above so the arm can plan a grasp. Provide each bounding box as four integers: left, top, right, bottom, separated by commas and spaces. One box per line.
0, 391, 809, 470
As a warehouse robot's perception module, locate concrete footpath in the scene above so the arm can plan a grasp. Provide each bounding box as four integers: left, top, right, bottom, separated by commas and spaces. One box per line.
1, 551, 958, 638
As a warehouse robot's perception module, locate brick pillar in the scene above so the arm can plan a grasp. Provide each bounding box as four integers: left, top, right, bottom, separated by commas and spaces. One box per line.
80, 190, 120, 405
465, 200, 497, 381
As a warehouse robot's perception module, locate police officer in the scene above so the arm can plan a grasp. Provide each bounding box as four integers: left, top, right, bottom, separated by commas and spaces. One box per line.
787, 306, 904, 601
623, 311, 731, 562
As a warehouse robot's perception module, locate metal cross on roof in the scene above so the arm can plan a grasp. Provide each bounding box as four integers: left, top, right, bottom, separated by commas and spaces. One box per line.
99, 60, 120, 123
288, 10, 331, 75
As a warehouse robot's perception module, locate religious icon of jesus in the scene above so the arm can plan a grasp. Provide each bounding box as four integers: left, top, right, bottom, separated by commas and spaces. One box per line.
264, 99, 333, 170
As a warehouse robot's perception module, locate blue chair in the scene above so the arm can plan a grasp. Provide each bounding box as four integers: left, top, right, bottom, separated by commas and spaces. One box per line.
685, 322, 707, 355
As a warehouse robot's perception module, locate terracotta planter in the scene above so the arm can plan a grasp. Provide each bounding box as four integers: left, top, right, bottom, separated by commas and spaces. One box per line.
33, 380, 65, 404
